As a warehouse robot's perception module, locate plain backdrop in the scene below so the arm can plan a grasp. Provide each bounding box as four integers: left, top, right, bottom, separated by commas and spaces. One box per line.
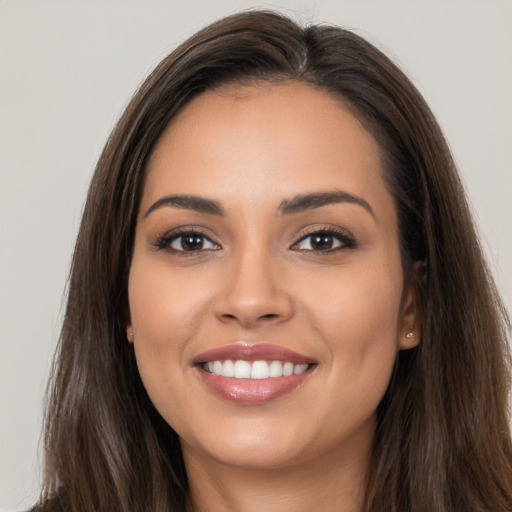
1, 1, 511, 510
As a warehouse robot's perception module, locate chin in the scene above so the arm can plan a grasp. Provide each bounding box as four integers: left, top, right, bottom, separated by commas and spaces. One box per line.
177, 408, 376, 472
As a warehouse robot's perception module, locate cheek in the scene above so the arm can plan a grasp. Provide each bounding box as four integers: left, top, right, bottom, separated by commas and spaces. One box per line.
299, 259, 403, 379
127, 261, 218, 437
322, 273, 400, 344
297, 263, 402, 437
129, 258, 211, 341
127, 256, 212, 399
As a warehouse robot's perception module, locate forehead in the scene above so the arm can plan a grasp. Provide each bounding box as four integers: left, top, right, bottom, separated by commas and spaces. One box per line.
143, 81, 390, 216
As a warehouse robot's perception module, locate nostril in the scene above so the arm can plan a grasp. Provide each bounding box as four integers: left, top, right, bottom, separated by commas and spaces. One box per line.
220, 311, 282, 325
215, 290, 294, 327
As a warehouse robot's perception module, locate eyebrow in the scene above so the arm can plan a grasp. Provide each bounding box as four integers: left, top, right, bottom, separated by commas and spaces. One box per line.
144, 195, 225, 218
278, 190, 375, 218
144, 190, 375, 219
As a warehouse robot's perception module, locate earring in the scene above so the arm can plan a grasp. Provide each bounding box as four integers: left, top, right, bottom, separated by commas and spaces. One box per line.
406, 326, 414, 339
127, 326, 134, 342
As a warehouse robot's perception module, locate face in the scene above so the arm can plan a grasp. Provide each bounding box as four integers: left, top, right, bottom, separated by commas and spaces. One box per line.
128, 82, 419, 472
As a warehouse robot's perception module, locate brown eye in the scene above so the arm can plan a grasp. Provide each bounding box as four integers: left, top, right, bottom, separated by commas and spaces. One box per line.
310, 233, 336, 251
156, 231, 220, 252
175, 233, 207, 251
292, 230, 355, 253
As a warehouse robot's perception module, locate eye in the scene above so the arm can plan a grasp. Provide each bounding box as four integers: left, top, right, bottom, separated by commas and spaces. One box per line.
156, 230, 220, 253
291, 229, 355, 253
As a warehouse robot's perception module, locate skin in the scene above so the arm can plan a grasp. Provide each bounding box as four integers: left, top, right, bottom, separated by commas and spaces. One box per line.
128, 82, 420, 512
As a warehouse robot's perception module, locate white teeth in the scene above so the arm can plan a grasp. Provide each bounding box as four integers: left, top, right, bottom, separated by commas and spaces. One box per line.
251, 360, 270, 379
283, 362, 294, 376
233, 360, 251, 378
269, 360, 283, 378
293, 364, 309, 375
203, 360, 311, 379
213, 360, 223, 375
221, 360, 234, 377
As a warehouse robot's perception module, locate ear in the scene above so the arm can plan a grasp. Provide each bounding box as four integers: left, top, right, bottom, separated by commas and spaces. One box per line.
126, 324, 134, 343
398, 263, 423, 350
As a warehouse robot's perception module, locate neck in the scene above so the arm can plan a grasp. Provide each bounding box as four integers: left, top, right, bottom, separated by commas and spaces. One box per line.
183, 429, 372, 512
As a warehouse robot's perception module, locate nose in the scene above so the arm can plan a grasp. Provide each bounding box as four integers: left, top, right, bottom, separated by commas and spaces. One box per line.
214, 247, 294, 328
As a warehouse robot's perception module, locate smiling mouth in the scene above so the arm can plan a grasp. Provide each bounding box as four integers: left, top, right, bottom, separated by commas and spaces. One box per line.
202, 359, 312, 379
194, 344, 317, 403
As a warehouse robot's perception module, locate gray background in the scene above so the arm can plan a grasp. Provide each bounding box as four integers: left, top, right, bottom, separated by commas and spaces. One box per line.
1, 1, 511, 510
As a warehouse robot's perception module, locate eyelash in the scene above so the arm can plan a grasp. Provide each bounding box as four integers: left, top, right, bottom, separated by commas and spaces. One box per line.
154, 227, 219, 255
153, 227, 356, 255
291, 228, 356, 253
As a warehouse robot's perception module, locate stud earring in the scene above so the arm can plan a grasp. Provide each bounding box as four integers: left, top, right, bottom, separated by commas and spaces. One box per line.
406, 326, 414, 339
126, 326, 134, 342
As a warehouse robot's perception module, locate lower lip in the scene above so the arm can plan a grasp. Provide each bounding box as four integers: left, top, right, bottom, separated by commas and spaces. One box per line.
197, 366, 314, 404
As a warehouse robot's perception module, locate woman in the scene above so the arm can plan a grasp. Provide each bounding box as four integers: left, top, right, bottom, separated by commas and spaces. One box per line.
36, 10, 512, 512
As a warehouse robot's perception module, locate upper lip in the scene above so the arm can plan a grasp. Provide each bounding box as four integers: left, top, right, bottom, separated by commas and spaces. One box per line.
193, 343, 316, 365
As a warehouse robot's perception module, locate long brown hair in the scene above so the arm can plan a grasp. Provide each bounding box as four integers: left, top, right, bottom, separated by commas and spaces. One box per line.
38, 10, 512, 512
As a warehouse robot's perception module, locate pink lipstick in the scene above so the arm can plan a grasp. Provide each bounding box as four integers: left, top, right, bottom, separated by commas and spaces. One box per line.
193, 343, 316, 404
